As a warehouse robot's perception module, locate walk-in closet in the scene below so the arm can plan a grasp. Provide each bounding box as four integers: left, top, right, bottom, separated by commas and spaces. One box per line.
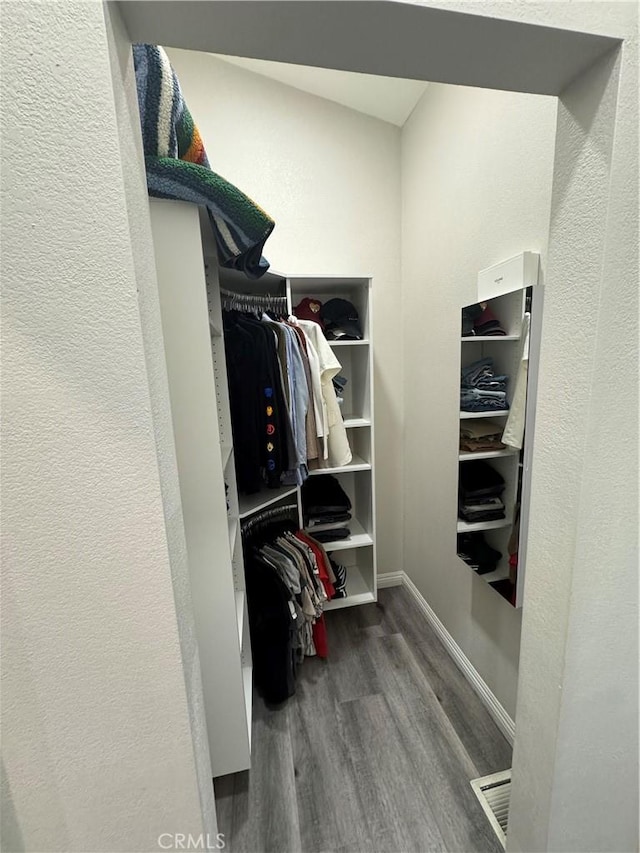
144, 39, 557, 853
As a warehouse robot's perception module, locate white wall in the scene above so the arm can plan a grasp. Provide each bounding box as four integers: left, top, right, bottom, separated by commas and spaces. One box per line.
401, 82, 557, 718
1, 3, 215, 850
166, 49, 403, 576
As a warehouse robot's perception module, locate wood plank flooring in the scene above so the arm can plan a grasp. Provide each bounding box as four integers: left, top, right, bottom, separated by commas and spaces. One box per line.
214, 586, 512, 853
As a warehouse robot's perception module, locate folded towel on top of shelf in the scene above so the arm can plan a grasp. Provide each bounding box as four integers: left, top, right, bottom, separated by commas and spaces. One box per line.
133, 44, 275, 278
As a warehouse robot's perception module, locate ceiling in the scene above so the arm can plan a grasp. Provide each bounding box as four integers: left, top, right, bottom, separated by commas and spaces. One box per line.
211, 53, 429, 126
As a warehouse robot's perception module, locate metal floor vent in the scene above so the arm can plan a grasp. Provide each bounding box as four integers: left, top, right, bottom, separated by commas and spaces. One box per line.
470, 769, 512, 848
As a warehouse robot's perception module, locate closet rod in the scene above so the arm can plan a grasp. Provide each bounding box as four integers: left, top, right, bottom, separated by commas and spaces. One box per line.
220, 287, 288, 313
241, 503, 299, 535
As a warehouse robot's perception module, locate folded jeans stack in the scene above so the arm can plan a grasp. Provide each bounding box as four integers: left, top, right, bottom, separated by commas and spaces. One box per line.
461, 357, 509, 413
460, 419, 506, 454
459, 460, 506, 523
302, 474, 352, 544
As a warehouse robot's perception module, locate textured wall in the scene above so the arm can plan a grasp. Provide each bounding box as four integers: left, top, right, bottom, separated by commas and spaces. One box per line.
507, 26, 639, 853
401, 83, 557, 717
167, 49, 404, 576
103, 5, 217, 834
1, 3, 212, 850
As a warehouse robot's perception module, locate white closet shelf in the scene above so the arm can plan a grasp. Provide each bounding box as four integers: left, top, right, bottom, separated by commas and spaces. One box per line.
324, 563, 375, 611
220, 442, 233, 470
457, 517, 512, 533
478, 566, 511, 584
314, 518, 373, 552
242, 666, 252, 749
342, 415, 371, 429
235, 590, 245, 647
328, 339, 369, 347
238, 485, 299, 519
461, 335, 520, 342
309, 454, 371, 476
459, 448, 517, 461
209, 320, 223, 338
457, 555, 510, 584
460, 410, 509, 419
228, 515, 238, 550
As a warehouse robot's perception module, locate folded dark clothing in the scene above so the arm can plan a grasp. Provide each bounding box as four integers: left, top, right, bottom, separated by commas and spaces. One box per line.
312, 528, 351, 543
307, 512, 352, 527
457, 532, 502, 574
459, 510, 506, 523
474, 380, 507, 392
461, 399, 509, 413
459, 461, 505, 499
302, 475, 351, 521
462, 496, 505, 508
473, 305, 506, 337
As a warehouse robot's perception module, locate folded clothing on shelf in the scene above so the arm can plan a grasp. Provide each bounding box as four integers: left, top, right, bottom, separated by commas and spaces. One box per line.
302, 474, 352, 517
306, 514, 352, 530
459, 460, 506, 522
461, 301, 507, 337
460, 357, 509, 413
457, 532, 502, 574
459, 419, 506, 453
302, 475, 352, 543
312, 528, 351, 543
459, 459, 505, 498
458, 497, 506, 523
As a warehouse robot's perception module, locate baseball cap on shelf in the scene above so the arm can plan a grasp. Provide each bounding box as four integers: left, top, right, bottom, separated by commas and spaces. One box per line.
320, 298, 363, 340
294, 297, 324, 327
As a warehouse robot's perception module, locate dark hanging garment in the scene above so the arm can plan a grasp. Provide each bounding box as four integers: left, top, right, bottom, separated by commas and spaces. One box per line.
245, 553, 297, 704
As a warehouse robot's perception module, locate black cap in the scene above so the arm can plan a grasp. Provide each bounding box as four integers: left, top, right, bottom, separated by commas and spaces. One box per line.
320, 298, 363, 340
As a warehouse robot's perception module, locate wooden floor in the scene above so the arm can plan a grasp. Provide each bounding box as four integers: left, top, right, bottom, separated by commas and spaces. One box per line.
214, 586, 512, 853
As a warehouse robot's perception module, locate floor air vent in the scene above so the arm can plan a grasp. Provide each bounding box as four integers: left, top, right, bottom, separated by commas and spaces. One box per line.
470, 769, 512, 848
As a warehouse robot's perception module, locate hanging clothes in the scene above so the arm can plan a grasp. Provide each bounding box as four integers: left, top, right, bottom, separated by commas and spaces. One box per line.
243, 516, 333, 704
223, 298, 352, 493
294, 318, 352, 468
502, 313, 531, 449
223, 310, 291, 493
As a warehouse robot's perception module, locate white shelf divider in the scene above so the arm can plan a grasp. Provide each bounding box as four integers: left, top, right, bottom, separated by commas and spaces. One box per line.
308, 454, 371, 476
310, 518, 373, 552
460, 410, 509, 419
328, 339, 369, 347
342, 416, 371, 429
238, 485, 299, 520
461, 335, 520, 342
235, 590, 245, 647
459, 448, 516, 462
457, 516, 512, 533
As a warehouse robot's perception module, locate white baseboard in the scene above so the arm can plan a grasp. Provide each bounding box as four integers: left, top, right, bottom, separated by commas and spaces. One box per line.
376, 571, 404, 588
386, 572, 515, 745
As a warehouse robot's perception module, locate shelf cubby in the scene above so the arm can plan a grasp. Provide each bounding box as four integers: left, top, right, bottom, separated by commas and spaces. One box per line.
323, 546, 376, 610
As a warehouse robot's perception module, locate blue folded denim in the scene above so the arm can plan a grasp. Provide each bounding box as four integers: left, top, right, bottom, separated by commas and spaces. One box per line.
461, 399, 509, 412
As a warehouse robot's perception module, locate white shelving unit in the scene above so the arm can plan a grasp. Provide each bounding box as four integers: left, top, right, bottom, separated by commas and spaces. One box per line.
287, 275, 377, 610
149, 200, 377, 777
457, 252, 541, 607
148, 199, 251, 779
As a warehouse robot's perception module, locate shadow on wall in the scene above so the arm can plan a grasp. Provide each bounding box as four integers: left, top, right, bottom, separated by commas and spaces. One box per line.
2, 758, 25, 853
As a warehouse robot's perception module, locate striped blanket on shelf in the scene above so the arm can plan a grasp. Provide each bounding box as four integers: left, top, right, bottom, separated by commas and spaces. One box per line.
133, 44, 274, 278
